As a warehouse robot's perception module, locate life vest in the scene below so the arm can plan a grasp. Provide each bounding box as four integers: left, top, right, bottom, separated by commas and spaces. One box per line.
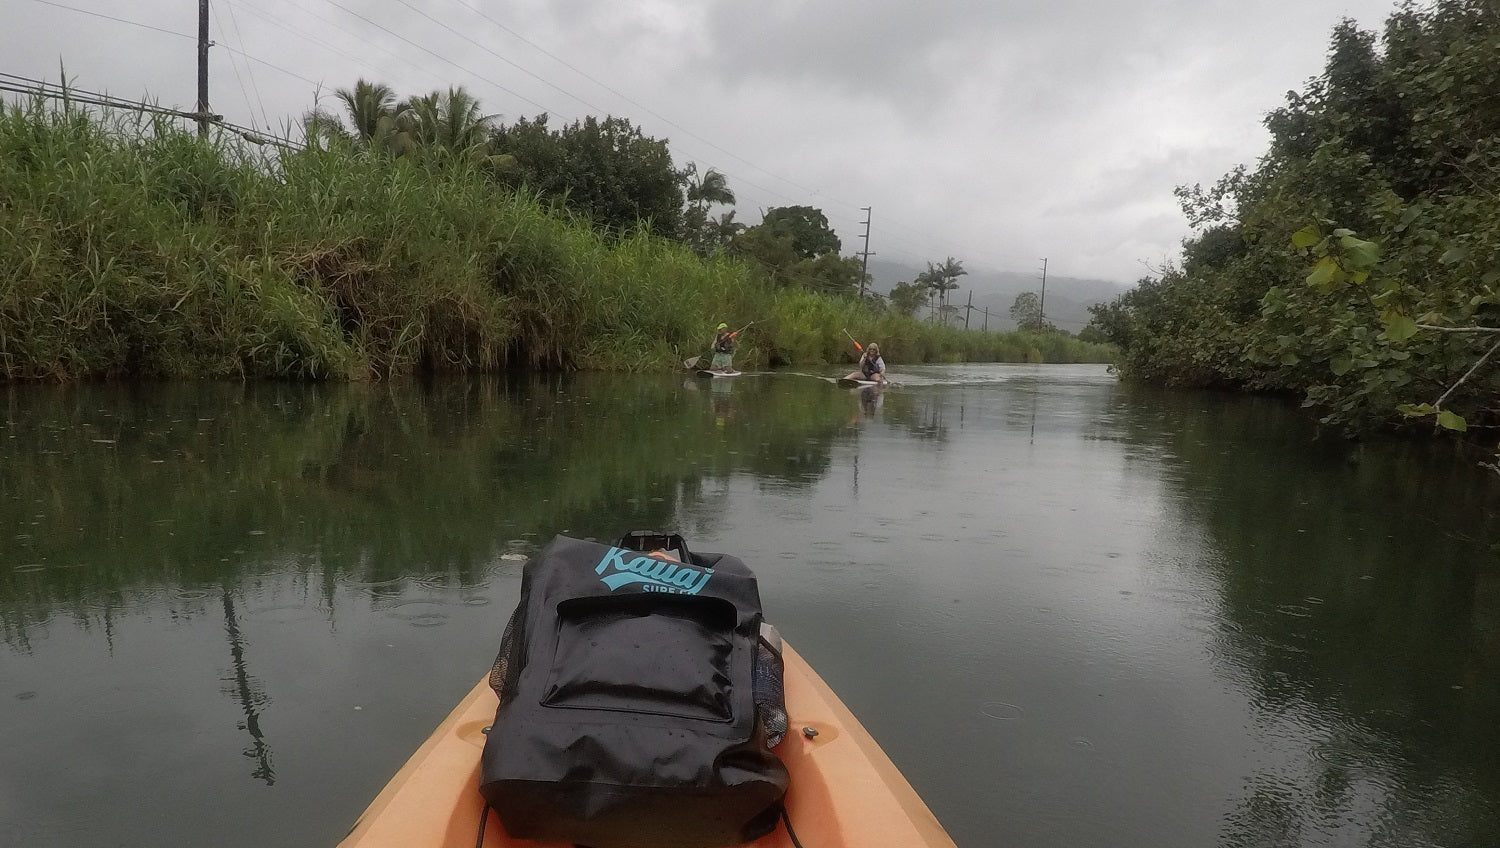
480, 532, 789, 848
714, 332, 735, 353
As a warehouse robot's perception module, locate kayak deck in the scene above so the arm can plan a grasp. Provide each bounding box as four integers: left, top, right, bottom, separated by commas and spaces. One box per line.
338, 643, 955, 847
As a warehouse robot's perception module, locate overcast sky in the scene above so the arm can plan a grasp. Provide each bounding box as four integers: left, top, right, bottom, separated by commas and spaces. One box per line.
6, 0, 1401, 283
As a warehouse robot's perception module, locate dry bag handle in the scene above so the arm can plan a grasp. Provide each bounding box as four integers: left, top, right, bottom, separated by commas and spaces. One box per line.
616, 530, 694, 563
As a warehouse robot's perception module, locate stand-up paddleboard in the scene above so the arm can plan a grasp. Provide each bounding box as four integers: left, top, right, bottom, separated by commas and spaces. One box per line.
699, 369, 742, 378
837, 377, 883, 388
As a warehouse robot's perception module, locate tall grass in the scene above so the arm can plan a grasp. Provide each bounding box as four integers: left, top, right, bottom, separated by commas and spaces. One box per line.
0, 98, 1112, 380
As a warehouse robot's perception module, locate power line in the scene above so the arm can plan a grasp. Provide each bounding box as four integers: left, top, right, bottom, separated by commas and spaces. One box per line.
310, 0, 563, 118
28, 0, 187, 40
387, 0, 605, 119
421, 2, 1019, 266
0, 74, 302, 149
213, 5, 258, 129
218, 0, 271, 129
374, 4, 822, 218
0, 79, 199, 122
25, 0, 321, 88
431, 0, 835, 204
221, 43, 319, 87
26, 0, 1037, 273
226, 0, 431, 92
2, 73, 1084, 314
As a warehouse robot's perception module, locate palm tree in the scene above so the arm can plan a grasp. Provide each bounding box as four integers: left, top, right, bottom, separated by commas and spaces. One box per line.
335, 79, 399, 144
709, 210, 745, 243
681, 164, 739, 254
685, 164, 736, 213
302, 79, 406, 152
301, 106, 351, 148
924, 257, 966, 326
402, 86, 499, 156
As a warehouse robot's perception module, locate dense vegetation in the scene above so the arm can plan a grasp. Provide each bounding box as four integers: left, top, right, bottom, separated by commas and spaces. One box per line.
1087, 0, 1500, 444
0, 83, 1111, 381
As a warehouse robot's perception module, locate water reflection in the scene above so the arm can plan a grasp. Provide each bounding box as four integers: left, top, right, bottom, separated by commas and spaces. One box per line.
221, 588, 274, 785
1, 368, 1497, 848
0, 374, 854, 633
1106, 386, 1500, 848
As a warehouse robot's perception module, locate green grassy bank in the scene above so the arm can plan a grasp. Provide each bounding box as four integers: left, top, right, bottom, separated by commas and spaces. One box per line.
0, 100, 1112, 380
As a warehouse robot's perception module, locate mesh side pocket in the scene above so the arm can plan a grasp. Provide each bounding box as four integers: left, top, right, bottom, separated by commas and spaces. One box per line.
753, 634, 788, 748
489, 576, 532, 702
488, 611, 520, 701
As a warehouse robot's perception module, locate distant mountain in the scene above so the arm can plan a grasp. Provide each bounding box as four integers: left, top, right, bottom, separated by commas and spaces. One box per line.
865, 258, 1129, 332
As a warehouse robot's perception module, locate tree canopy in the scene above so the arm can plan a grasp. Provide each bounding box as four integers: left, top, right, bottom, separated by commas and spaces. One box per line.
1086, 0, 1500, 438
490, 114, 684, 239
730, 205, 864, 294
888, 280, 930, 316
1010, 291, 1055, 332
757, 206, 842, 260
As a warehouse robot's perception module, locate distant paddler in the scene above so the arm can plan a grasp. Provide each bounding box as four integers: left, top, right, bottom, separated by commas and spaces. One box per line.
842, 330, 887, 385
686, 320, 755, 372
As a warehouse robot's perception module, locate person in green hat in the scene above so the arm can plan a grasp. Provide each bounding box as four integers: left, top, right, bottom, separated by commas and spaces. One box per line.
710, 322, 736, 373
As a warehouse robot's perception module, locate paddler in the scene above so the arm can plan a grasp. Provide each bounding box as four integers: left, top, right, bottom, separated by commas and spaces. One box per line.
843, 342, 886, 384
710, 322, 736, 373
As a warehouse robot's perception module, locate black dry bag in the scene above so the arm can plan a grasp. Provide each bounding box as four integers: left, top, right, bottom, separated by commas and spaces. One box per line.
480, 532, 789, 848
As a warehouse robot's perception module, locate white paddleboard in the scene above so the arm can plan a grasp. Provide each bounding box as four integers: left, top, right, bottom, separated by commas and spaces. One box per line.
698, 369, 742, 378
837, 377, 882, 388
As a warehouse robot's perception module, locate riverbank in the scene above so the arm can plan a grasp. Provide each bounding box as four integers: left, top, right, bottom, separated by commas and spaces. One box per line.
1088, 2, 1499, 439
0, 99, 1112, 381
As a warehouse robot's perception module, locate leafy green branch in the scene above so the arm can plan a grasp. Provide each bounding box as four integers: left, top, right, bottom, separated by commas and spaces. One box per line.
1291, 224, 1500, 451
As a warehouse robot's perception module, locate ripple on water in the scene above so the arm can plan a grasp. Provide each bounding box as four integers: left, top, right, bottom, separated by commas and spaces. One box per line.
1182, 609, 1245, 636
1307, 717, 1382, 772
981, 701, 1025, 721
342, 577, 408, 590
75, 589, 165, 614
250, 604, 318, 626
12, 563, 47, 573
411, 575, 491, 592
384, 600, 451, 628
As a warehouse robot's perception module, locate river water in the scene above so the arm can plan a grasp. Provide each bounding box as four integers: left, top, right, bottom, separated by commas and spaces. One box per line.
1, 364, 1497, 848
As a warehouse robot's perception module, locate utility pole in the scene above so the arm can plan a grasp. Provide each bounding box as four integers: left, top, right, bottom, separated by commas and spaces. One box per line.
197, 0, 211, 138
981, 306, 989, 332
856, 207, 875, 297
1038, 257, 1048, 327
964, 290, 973, 330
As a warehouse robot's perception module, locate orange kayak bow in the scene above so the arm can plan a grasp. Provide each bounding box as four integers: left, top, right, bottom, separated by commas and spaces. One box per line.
339, 643, 956, 848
